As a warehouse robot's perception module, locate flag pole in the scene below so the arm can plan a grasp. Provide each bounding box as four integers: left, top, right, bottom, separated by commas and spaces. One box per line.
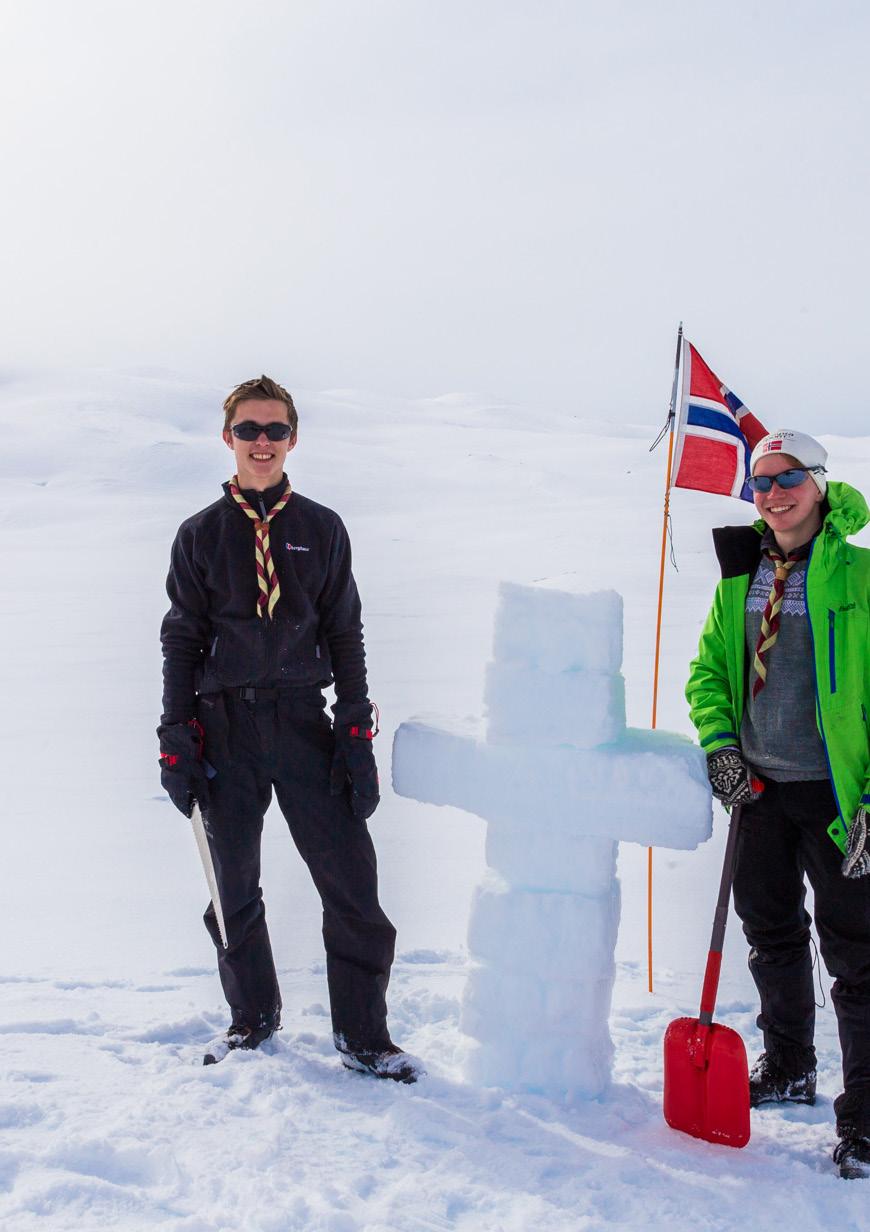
648, 322, 683, 993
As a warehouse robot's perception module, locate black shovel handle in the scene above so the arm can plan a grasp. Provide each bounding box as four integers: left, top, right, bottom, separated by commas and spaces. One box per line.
698, 803, 745, 1026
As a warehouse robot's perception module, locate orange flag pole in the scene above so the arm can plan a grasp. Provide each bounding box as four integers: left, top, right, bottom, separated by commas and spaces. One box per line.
647, 323, 683, 993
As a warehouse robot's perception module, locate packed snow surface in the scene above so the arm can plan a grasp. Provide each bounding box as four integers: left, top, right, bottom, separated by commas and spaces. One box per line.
1, 368, 870, 1230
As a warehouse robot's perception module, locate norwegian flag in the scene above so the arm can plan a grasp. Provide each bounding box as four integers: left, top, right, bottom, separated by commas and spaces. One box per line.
671, 342, 767, 501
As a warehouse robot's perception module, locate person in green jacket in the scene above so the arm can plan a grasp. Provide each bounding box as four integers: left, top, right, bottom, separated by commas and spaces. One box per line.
686, 428, 870, 1179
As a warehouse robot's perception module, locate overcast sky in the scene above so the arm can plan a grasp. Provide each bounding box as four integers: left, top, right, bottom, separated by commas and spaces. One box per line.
2, 1, 868, 432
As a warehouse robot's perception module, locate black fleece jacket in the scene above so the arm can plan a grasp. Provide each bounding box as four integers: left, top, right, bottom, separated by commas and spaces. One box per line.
160, 477, 368, 723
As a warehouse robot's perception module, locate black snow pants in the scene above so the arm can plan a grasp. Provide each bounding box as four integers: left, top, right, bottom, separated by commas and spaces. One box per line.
732, 777, 870, 1136
196, 687, 396, 1051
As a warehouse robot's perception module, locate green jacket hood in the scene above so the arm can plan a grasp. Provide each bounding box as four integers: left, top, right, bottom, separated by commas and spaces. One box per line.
752, 480, 869, 541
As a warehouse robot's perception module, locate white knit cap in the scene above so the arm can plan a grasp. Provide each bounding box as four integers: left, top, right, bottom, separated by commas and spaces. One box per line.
749, 429, 828, 496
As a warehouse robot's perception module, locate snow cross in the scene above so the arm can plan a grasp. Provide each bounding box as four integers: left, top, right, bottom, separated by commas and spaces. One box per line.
392, 583, 712, 1099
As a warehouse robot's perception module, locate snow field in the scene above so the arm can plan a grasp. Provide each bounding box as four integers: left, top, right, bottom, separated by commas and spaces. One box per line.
1, 369, 869, 1228
1, 962, 865, 1232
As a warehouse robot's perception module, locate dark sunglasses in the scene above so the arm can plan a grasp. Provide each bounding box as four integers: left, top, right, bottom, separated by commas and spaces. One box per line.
230, 421, 293, 442
747, 466, 824, 494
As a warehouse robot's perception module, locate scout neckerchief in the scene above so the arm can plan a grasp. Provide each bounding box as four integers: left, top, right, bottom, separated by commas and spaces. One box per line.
750, 544, 801, 697
227, 477, 292, 618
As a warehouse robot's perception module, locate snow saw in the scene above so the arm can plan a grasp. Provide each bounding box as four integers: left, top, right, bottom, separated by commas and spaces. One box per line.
190, 801, 229, 949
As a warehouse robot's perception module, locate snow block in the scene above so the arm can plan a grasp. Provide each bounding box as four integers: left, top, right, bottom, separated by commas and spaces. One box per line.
465, 1026, 613, 1102
459, 873, 620, 1097
485, 828, 616, 895
492, 583, 623, 675
392, 720, 711, 851
462, 966, 615, 1048
467, 879, 620, 982
484, 661, 626, 748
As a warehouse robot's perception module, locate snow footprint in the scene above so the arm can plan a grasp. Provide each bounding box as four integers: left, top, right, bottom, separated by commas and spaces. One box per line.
47, 1137, 180, 1188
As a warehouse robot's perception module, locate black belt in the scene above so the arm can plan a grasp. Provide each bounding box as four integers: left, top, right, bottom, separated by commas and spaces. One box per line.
231, 686, 285, 702
229, 685, 325, 704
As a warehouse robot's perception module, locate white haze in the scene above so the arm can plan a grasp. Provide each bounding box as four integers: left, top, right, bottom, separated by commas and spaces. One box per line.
1, 0, 869, 431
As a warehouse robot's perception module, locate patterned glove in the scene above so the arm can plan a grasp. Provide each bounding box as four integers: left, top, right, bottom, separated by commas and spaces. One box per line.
842, 806, 870, 879
330, 703, 380, 821
158, 719, 211, 817
706, 746, 762, 808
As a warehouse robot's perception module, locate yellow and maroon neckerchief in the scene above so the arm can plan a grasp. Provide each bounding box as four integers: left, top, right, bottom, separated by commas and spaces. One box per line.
227, 478, 292, 619
751, 545, 799, 696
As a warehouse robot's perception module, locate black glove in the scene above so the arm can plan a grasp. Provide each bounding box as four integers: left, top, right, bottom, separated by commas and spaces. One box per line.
330, 703, 380, 821
706, 746, 762, 807
843, 806, 870, 879
158, 719, 210, 818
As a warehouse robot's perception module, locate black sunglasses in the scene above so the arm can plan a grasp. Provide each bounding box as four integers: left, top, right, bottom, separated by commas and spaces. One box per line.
747, 466, 825, 494
230, 421, 293, 442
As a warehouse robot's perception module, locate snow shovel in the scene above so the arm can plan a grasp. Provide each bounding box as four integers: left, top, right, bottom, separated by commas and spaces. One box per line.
190, 801, 229, 950
663, 800, 754, 1149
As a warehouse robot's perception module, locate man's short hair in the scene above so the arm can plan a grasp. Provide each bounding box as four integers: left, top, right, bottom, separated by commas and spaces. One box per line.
223, 375, 298, 435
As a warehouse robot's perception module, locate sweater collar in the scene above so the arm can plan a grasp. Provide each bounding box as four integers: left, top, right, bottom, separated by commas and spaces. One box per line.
760, 525, 817, 562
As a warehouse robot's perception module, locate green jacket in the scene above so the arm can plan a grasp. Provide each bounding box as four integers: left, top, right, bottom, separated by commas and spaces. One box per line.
686, 481, 870, 853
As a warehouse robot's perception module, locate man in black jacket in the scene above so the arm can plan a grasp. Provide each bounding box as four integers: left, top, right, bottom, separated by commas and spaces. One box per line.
159, 375, 421, 1082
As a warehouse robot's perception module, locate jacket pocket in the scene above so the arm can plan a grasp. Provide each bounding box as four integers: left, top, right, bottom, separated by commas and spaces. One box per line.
828, 609, 837, 695
196, 692, 230, 768
210, 617, 269, 685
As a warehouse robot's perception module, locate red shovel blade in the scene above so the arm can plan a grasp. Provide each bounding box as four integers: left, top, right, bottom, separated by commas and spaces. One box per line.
663, 1016, 750, 1148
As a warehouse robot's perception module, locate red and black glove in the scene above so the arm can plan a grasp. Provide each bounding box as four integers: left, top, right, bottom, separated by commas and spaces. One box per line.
330, 704, 380, 821
158, 719, 211, 817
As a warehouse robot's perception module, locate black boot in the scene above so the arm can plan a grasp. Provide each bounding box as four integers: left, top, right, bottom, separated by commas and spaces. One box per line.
834, 1135, 870, 1179
335, 1036, 426, 1084
203, 1021, 277, 1066
749, 1051, 816, 1107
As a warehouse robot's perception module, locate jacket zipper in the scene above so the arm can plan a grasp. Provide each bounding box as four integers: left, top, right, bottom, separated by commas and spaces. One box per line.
805, 543, 846, 833
828, 609, 837, 694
